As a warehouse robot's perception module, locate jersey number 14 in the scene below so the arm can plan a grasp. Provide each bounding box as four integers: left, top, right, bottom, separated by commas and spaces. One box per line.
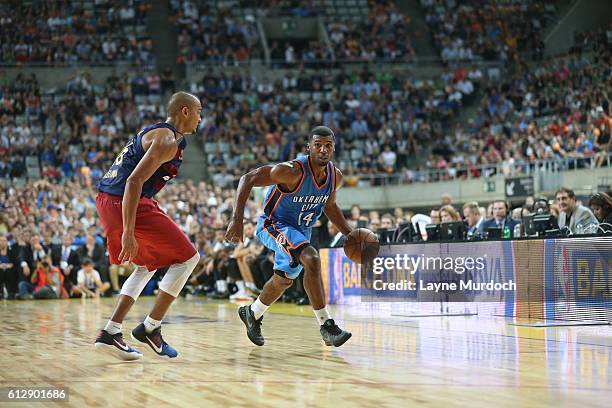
298, 211, 315, 227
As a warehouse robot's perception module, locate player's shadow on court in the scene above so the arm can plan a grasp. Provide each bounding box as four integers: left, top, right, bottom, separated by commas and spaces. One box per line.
247, 346, 351, 371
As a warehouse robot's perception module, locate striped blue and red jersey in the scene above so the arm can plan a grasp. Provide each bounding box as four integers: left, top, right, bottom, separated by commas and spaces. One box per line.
260, 155, 337, 232
98, 122, 186, 198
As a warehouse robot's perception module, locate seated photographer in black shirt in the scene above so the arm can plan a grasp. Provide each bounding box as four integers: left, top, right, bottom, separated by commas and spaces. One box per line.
523, 197, 561, 238
532, 197, 552, 216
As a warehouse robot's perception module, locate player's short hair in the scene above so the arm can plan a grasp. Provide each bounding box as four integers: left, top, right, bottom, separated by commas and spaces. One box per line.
82, 258, 93, 266
309, 126, 335, 141
167, 91, 200, 117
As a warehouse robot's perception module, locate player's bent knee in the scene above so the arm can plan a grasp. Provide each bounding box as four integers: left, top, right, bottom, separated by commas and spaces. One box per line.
272, 273, 293, 289
158, 252, 200, 297
299, 246, 321, 272
120, 266, 156, 301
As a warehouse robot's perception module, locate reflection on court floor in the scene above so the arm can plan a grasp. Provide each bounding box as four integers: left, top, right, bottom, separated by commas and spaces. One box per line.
1, 298, 611, 408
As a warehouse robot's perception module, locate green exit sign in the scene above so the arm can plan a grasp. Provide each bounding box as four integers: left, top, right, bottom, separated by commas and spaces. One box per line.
281, 21, 297, 31
483, 180, 496, 192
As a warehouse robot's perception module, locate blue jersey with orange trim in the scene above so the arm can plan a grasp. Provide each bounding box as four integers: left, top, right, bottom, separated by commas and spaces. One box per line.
260, 155, 336, 232
98, 122, 186, 198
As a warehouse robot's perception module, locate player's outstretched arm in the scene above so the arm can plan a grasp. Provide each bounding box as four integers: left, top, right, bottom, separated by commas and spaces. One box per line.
324, 168, 352, 236
225, 162, 301, 243
119, 129, 178, 263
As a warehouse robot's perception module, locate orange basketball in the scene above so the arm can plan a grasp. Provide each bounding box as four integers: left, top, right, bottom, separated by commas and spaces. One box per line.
344, 228, 380, 264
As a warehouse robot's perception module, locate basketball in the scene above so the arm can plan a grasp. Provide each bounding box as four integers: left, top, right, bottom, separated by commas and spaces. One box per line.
344, 228, 380, 264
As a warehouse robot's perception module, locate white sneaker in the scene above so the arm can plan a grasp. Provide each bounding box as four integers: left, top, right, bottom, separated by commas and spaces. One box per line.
246, 284, 261, 295
229, 290, 251, 301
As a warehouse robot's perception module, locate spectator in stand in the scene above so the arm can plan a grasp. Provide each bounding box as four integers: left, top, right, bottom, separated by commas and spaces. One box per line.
51, 234, 81, 297
80, 234, 110, 286
441, 194, 452, 206
27, 234, 49, 269
348, 204, 361, 228
230, 220, 264, 300
77, 258, 111, 298
0, 235, 17, 298
326, 222, 345, 248
109, 262, 136, 294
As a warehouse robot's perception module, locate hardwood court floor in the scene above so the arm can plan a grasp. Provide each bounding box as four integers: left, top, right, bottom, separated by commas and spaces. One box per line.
1, 297, 611, 408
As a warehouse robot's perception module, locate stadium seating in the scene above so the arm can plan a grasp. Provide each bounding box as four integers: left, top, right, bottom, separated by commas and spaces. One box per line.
0, 0, 154, 66
0, 2, 610, 303
421, 0, 558, 62
170, 0, 263, 64
170, 0, 414, 65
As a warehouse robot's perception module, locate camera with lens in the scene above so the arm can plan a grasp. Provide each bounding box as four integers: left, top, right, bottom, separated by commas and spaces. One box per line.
525, 197, 562, 237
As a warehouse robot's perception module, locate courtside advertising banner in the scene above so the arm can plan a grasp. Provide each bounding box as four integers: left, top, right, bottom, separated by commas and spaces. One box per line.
320, 236, 612, 321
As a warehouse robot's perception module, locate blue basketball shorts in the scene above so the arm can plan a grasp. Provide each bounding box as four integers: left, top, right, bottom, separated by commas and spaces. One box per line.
256, 217, 311, 279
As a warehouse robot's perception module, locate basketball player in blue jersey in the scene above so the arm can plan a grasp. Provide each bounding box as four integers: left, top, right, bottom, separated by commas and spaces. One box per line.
94, 92, 202, 361
226, 126, 353, 347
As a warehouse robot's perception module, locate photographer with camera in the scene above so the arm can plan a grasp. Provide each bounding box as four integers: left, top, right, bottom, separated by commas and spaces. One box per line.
18, 257, 65, 300
532, 197, 550, 216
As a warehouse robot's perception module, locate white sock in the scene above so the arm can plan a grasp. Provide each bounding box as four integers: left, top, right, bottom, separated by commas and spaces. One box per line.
314, 306, 331, 325
250, 298, 269, 320
246, 282, 258, 291
236, 280, 246, 292
143, 315, 162, 333
104, 320, 122, 335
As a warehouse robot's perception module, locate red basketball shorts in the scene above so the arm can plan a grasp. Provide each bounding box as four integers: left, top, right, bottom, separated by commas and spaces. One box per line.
96, 192, 197, 271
